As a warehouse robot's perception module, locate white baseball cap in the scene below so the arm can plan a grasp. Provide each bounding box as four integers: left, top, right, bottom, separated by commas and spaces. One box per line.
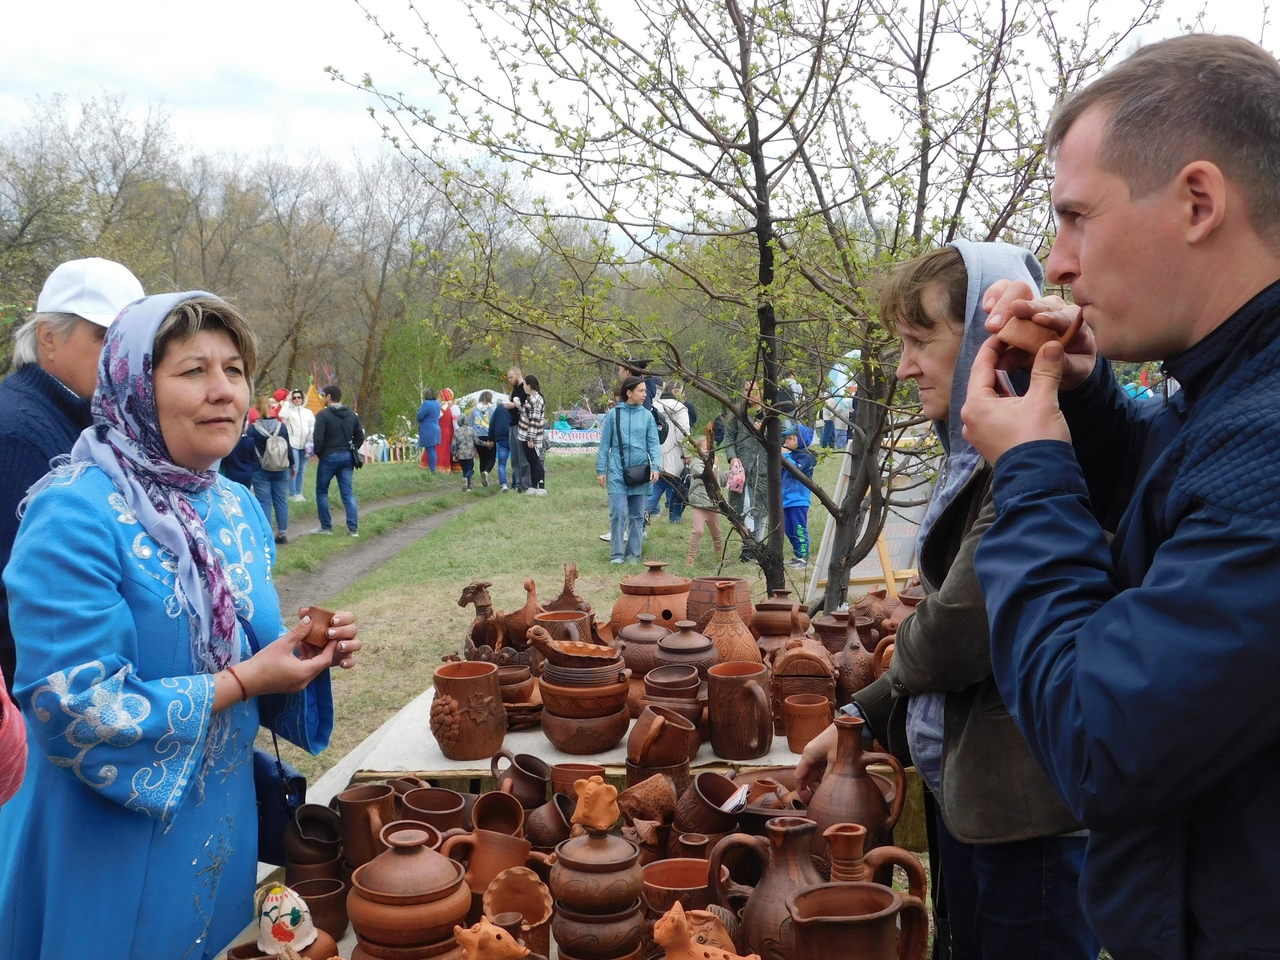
36, 258, 145, 328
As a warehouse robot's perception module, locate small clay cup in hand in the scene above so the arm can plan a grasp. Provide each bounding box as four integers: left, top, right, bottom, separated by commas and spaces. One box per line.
304, 605, 336, 648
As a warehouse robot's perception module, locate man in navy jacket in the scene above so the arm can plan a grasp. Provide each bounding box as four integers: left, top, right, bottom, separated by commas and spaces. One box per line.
962, 35, 1280, 960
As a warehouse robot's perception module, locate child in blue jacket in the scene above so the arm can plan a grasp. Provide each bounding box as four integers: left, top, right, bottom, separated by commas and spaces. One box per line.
781, 422, 816, 567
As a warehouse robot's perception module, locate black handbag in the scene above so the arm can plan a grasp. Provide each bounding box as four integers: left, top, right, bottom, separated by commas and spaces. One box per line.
240, 615, 307, 865
616, 407, 650, 487
350, 439, 365, 469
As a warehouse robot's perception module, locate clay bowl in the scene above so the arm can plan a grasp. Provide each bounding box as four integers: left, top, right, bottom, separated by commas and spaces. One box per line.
291, 877, 350, 940
537, 672, 631, 719
286, 849, 344, 888
499, 677, 535, 704
542, 704, 631, 754
552, 899, 645, 960
538, 639, 624, 668
542, 661, 627, 687
643, 664, 700, 699
350, 938, 464, 960
497, 665, 532, 685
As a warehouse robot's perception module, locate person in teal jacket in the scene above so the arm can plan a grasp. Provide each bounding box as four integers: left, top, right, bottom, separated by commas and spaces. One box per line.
596, 375, 661, 563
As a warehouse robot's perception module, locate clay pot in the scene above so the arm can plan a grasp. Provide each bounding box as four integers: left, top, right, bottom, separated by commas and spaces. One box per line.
404, 787, 468, 834
492, 750, 552, 809
440, 829, 554, 898
640, 858, 717, 916
642, 664, 700, 699
339, 783, 397, 868
286, 803, 344, 864
673, 772, 739, 835
470, 790, 526, 837
292, 877, 350, 940
616, 613, 670, 678
541, 704, 631, 754
350, 938, 465, 960
286, 849, 344, 888
431, 662, 507, 761
551, 763, 606, 798
706, 662, 773, 761
534, 609, 592, 643
779, 882, 929, 960
687, 576, 752, 632
783, 694, 834, 754
610, 561, 692, 632
702, 581, 762, 664
822, 823, 927, 902
537, 673, 631, 718
483, 866, 554, 957
525, 793, 576, 851
616, 773, 679, 825
551, 899, 645, 959
348, 829, 472, 947
653, 621, 721, 680
625, 759, 691, 797
669, 833, 712, 860
387, 778, 432, 820
551, 829, 643, 914
628, 704, 698, 766
752, 590, 811, 645
805, 716, 906, 859
542, 660, 627, 687
809, 615, 848, 656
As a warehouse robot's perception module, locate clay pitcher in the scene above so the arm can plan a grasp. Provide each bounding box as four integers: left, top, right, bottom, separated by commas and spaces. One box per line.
805, 716, 906, 859
709, 816, 825, 956
337, 783, 396, 867
823, 823, 927, 902
777, 882, 929, 960
702, 580, 762, 663
706, 661, 773, 761
491, 749, 552, 810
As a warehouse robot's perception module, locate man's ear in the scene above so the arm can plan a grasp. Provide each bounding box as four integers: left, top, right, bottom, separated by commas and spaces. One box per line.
35, 320, 58, 360
1179, 160, 1228, 244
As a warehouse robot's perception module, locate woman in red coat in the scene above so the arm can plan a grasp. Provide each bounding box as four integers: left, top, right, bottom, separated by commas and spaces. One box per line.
436, 387, 455, 472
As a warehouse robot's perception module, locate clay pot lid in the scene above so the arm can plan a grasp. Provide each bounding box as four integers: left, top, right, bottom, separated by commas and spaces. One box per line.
657, 621, 714, 653
619, 561, 692, 596
354, 829, 464, 901
616, 614, 670, 646
555, 829, 639, 872
773, 638, 834, 672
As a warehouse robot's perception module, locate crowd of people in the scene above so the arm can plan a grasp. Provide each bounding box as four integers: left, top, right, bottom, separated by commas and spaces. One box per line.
3, 31, 1280, 960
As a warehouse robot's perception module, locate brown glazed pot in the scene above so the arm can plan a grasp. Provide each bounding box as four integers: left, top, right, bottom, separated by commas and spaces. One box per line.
551, 763, 607, 798
348, 830, 471, 947
702, 581, 762, 664
653, 622, 721, 681
551, 899, 645, 960
482, 865, 554, 957
551, 828, 643, 914
777, 882, 928, 960
709, 817, 825, 957
616, 613, 670, 678
541, 704, 631, 754
805, 716, 906, 859
491, 749, 552, 809
627, 704, 698, 766
431, 661, 507, 761
292, 877, 350, 941
610, 561, 692, 632
673, 772, 740, 835
783, 694, 834, 754
687, 576, 752, 632
823, 823, 927, 902
706, 661, 773, 761
339, 783, 397, 868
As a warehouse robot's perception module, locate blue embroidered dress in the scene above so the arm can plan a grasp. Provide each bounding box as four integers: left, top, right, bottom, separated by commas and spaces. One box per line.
0, 468, 333, 960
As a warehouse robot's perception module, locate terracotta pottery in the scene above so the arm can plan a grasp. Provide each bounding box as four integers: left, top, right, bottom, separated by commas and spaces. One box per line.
499, 674, 536, 705
709, 817, 825, 956
636, 695, 704, 746
673, 772, 739, 836
616, 613, 670, 678
832, 627, 878, 703
778, 882, 928, 960
483, 866, 554, 957
808, 614, 847, 656
453, 916, 531, 960
551, 763, 606, 798
286, 849, 344, 888
702, 581, 762, 664
610, 561, 692, 632
768, 639, 835, 736
751, 590, 810, 648
783, 694, 834, 754
350, 937, 465, 960
292, 876, 350, 940
641, 859, 716, 916
706, 662, 773, 761
387, 778, 433, 820
339, 783, 397, 868
687, 576, 752, 632
550, 828, 643, 915
536, 673, 631, 719
669, 832, 712, 860
551, 899, 645, 960
653, 621, 721, 681
471, 791, 526, 837
642, 664, 700, 699
622, 817, 671, 867
381, 819, 445, 852
524, 793, 576, 851
541, 704, 631, 754
822, 823, 927, 902
651, 902, 756, 960
492, 750, 552, 810
628, 704, 698, 766
286, 802, 344, 865
533, 610, 591, 643
405, 787, 468, 834
616, 774, 679, 826
624, 759, 691, 797
542, 660, 627, 687
440, 829, 554, 899
348, 829, 472, 947
805, 716, 906, 859
431, 662, 507, 761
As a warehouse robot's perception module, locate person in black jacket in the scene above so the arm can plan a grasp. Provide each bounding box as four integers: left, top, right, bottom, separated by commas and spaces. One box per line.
311, 384, 365, 537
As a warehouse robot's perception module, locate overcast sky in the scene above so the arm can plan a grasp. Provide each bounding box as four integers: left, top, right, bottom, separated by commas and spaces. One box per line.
0, 0, 1273, 162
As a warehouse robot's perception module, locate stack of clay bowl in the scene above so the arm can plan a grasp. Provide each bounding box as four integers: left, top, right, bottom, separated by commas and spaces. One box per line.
285, 803, 345, 892
537, 641, 632, 754
497, 665, 542, 731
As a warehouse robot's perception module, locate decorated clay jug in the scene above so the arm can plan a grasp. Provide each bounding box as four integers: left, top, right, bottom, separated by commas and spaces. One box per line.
805, 716, 906, 859
702, 580, 761, 664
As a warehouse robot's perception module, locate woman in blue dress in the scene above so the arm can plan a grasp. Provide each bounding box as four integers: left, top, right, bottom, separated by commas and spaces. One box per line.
0, 292, 363, 960
417, 388, 442, 471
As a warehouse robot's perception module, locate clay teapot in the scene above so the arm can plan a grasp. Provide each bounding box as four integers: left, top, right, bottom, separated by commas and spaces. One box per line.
653, 620, 722, 680
702, 580, 762, 664
805, 716, 906, 859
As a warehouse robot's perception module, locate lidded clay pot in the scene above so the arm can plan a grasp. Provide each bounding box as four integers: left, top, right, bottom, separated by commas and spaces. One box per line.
752, 590, 810, 642
616, 613, 670, 678
653, 620, 721, 681
348, 829, 471, 947
550, 828, 643, 914
610, 561, 692, 632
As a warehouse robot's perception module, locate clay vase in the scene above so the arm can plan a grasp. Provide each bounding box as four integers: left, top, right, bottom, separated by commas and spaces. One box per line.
628, 704, 699, 766
653, 621, 721, 681
339, 783, 397, 868
551, 763, 606, 798
550, 828, 643, 914
752, 590, 811, 657
431, 662, 507, 761
805, 716, 906, 859
822, 823, 927, 902
491, 750, 552, 810
483, 866, 554, 957
779, 882, 928, 960
291, 877, 350, 940
706, 662, 773, 761
702, 581, 762, 664
687, 576, 752, 632
833, 627, 878, 703
783, 694, 834, 754
610, 560, 692, 632
709, 817, 825, 957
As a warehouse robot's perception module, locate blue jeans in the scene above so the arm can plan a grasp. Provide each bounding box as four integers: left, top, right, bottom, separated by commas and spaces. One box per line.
609, 492, 646, 561
509, 426, 530, 490
252, 469, 290, 534
820, 419, 835, 448
495, 438, 510, 486
315, 451, 358, 533
933, 807, 1097, 960
646, 475, 685, 522
289, 446, 307, 496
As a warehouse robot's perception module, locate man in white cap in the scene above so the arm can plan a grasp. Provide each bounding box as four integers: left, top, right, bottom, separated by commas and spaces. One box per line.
0, 258, 144, 692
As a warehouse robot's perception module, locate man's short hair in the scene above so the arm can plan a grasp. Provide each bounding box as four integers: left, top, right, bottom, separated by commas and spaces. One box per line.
1047, 33, 1280, 246
9, 313, 83, 370
322, 384, 342, 402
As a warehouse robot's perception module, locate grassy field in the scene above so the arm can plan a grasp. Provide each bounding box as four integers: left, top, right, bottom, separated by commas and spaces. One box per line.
276, 451, 845, 778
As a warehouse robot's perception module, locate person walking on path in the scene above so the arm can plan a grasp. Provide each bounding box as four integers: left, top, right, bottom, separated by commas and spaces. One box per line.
503, 368, 531, 491
684, 435, 724, 565
647, 381, 692, 523
597, 376, 661, 563
278, 387, 315, 500
250, 395, 292, 544
518, 375, 548, 494
312, 384, 364, 537
417, 388, 442, 471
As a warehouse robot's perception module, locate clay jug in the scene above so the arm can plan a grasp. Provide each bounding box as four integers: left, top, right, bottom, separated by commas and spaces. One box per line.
687, 576, 752, 631
823, 823, 927, 902
491, 750, 552, 810
702, 581, 761, 664
706, 661, 773, 761
779, 882, 928, 960
805, 716, 906, 859
708, 817, 824, 956
653, 620, 722, 680
431, 661, 507, 761
833, 627, 878, 702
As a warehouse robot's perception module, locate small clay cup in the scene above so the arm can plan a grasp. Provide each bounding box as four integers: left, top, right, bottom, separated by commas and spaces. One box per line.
492, 749, 552, 809
616, 773, 679, 825
303, 605, 336, 648
337, 782, 396, 867
470, 789, 525, 837
524, 793, 576, 851
499, 676, 536, 704
285, 848, 343, 888
290, 876, 349, 940
784, 693, 835, 753
403, 787, 467, 833
673, 771, 739, 835
551, 762, 606, 798
385, 777, 430, 820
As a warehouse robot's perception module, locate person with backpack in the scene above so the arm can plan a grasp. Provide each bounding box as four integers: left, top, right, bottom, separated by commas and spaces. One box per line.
451, 410, 478, 492
312, 384, 365, 537
647, 381, 691, 523
250, 395, 292, 544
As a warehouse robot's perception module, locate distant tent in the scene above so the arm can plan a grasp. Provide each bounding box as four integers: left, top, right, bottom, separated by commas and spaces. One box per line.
306, 384, 325, 415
